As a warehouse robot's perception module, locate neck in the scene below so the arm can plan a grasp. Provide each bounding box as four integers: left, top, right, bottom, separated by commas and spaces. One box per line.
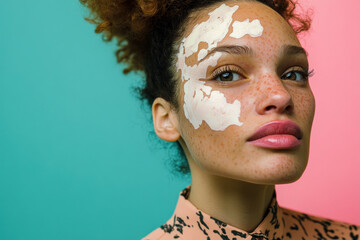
188, 167, 275, 232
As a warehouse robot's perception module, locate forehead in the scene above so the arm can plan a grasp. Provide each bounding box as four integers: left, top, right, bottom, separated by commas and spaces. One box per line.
183, 1, 300, 52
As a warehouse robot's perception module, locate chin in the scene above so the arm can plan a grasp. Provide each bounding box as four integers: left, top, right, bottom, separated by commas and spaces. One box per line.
252, 154, 308, 185
211, 153, 308, 185
242, 169, 306, 186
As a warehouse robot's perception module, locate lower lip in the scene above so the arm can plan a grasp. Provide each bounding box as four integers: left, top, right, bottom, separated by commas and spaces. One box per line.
248, 134, 301, 149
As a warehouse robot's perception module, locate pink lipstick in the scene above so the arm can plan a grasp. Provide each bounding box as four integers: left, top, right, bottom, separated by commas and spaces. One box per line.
247, 120, 303, 149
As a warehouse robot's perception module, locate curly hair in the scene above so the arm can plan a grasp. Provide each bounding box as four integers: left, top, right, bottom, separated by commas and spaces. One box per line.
80, 0, 312, 174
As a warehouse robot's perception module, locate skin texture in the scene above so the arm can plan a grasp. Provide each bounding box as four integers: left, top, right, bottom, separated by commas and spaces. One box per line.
152, 0, 315, 232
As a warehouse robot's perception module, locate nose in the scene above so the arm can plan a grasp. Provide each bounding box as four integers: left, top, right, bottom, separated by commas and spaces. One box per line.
255, 75, 294, 115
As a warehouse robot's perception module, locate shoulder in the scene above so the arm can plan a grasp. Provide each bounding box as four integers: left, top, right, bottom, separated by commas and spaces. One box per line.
280, 206, 360, 239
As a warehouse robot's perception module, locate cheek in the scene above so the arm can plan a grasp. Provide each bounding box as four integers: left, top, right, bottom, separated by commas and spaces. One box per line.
216, 84, 258, 123
213, 83, 251, 107
182, 78, 244, 131
178, 81, 249, 166
181, 121, 243, 169
291, 88, 315, 124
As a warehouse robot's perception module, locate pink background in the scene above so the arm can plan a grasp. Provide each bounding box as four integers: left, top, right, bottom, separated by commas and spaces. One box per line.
277, 0, 360, 225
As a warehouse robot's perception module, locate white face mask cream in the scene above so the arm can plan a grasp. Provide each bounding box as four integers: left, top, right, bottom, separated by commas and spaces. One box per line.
181, 51, 243, 131
181, 4, 239, 62
176, 3, 264, 131
230, 19, 264, 39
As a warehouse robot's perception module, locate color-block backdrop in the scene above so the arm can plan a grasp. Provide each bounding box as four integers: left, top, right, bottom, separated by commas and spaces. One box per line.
276, 0, 360, 225
0, 0, 359, 239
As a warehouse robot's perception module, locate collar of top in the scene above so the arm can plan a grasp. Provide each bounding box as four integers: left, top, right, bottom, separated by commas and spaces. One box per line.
160, 185, 284, 240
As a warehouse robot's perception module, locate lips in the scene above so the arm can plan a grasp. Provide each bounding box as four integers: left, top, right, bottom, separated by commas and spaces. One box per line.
247, 120, 303, 149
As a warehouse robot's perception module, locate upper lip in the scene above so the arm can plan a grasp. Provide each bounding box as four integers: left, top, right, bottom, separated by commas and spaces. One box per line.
247, 120, 303, 141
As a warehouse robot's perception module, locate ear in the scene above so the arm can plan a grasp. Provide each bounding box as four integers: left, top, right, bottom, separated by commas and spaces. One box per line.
152, 98, 180, 142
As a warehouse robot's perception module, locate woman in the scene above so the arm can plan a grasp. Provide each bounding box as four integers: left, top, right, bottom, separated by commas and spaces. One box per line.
81, 0, 360, 239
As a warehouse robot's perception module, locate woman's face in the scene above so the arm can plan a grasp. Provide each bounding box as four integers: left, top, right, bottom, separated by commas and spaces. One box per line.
174, 0, 315, 184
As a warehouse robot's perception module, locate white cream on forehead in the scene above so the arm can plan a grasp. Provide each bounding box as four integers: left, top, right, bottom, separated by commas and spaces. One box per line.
176, 3, 264, 131
182, 4, 239, 62
230, 19, 264, 38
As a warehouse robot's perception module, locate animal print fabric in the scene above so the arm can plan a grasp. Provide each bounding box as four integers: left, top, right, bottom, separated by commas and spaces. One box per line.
143, 186, 359, 240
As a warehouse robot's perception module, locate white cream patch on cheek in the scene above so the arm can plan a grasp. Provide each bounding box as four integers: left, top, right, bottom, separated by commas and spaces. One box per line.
230, 19, 264, 38
184, 80, 243, 131
181, 52, 243, 131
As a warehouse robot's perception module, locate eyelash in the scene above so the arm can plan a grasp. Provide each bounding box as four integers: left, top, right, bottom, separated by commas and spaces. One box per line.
211, 66, 245, 82
281, 69, 315, 82
211, 66, 315, 82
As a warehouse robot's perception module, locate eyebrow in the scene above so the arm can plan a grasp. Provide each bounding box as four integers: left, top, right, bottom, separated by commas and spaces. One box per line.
199, 45, 253, 62
199, 44, 307, 62
282, 44, 308, 56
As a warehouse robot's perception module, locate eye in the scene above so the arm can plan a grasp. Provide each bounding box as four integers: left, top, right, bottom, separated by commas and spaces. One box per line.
281, 69, 314, 82
215, 71, 240, 81
212, 66, 245, 82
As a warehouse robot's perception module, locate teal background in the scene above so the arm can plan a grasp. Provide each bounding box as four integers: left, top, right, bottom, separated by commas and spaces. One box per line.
0, 1, 190, 239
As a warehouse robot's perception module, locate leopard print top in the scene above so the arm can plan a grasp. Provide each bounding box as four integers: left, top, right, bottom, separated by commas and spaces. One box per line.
143, 186, 359, 240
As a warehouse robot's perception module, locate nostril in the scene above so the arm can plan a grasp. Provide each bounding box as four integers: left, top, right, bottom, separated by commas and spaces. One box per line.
265, 105, 275, 111
264, 104, 292, 113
